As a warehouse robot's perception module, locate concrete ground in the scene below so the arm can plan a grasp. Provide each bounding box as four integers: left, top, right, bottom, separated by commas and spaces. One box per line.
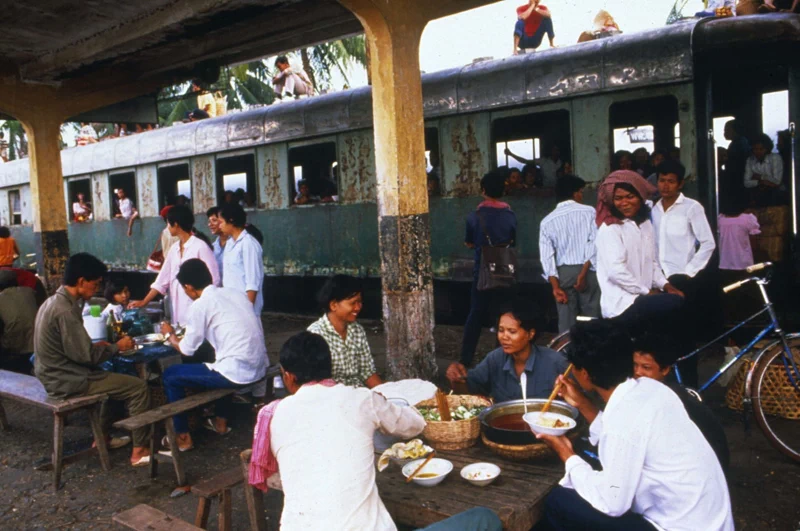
1, 315, 799, 530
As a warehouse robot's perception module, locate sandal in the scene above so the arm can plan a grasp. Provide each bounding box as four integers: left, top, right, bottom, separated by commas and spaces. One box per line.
202, 418, 232, 435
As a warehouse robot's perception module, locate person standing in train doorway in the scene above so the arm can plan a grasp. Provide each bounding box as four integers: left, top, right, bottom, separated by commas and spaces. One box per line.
513, 0, 556, 55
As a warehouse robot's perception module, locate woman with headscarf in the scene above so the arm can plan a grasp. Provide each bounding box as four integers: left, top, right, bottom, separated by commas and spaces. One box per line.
594, 171, 684, 325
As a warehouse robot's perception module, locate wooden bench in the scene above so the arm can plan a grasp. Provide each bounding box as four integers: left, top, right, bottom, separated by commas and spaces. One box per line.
113, 504, 203, 531
113, 388, 237, 486
192, 466, 243, 530
0, 369, 110, 491
240, 448, 283, 531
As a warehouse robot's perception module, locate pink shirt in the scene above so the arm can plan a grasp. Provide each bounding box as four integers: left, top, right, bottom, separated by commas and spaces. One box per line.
151, 235, 220, 324
718, 213, 760, 271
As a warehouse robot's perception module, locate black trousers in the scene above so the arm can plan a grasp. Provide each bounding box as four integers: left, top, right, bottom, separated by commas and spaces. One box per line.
541, 486, 657, 531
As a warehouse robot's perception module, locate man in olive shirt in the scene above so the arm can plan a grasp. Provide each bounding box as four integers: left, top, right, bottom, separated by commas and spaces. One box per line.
34, 253, 151, 466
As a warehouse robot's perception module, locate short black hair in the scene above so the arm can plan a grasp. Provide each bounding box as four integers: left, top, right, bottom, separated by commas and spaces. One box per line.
612, 150, 632, 170
220, 203, 247, 228
719, 191, 747, 217
104, 281, 126, 305
166, 205, 194, 232
632, 331, 680, 369
280, 331, 332, 385
497, 297, 544, 334
610, 182, 651, 225
245, 223, 264, 245
317, 275, 363, 313
480, 170, 506, 199
63, 253, 107, 287
725, 119, 740, 134
0, 227, 10, 238
206, 206, 221, 218
567, 320, 633, 390
751, 132, 774, 152
555, 175, 586, 201
275, 55, 289, 66
0, 270, 18, 291
656, 159, 686, 182
190, 109, 210, 120
176, 258, 213, 290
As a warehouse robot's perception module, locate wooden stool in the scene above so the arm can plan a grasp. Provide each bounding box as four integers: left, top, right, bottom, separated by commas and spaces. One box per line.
113, 504, 203, 530
192, 466, 243, 531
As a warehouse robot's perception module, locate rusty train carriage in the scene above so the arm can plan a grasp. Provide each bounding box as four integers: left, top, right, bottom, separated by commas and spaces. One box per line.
0, 15, 798, 284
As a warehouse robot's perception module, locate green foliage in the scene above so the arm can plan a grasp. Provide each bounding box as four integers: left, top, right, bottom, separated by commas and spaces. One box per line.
1, 121, 27, 160
666, 0, 691, 24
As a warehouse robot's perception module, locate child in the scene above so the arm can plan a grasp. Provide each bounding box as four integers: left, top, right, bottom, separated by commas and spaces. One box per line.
718, 195, 760, 273
114, 189, 140, 237
103, 281, 131, 321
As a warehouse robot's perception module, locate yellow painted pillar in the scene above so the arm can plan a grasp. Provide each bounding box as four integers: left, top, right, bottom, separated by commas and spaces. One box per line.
21, 115, 70, 291
339, 1, 437, 379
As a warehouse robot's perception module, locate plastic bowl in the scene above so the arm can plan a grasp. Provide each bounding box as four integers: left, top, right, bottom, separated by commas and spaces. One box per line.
460, 462, 501, 487
402, 458, 453, 487
522, 411, 576, 437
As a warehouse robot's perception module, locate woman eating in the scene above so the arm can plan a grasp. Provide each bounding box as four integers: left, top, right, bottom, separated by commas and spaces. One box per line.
445, 298, 568, 403
307, 275, 383, 388
594, 170, 684, 326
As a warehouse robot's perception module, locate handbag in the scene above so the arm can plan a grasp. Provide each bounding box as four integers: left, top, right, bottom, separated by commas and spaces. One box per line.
476, 212, 518, 291
146, 239, 164, 272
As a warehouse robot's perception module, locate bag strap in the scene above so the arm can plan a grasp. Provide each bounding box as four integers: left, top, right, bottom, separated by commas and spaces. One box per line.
151, 236, 162, 255
477, 211, 494, 247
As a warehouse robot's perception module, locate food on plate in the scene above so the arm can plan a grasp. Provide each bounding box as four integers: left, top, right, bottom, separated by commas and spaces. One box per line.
465, 469, 495, 480
418, 405, 486, 422
377, 439, 433, 472
536, 416, 568, 428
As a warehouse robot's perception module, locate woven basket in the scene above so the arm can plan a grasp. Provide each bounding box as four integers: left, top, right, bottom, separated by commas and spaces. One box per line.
415, 395, 491, 451
726, 359, 800, 419
481, 433, 555, 461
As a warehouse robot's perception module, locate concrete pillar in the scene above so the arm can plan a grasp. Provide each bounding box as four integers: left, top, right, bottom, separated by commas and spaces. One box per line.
339, 1, 437, 380
21, 116, 70, 291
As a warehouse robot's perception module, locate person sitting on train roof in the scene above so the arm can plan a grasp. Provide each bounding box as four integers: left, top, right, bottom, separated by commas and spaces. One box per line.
217, 203, 264, 317
114, 188, 140, 237
447, 298, 568, 404
34, 253, 151, 466
273, 55, 314, 101
72, 192, 92, 222
505, 144, 563, 188
744, 132, 784, 207
0, 269, 37, 368
130, 205, 220, 325
611, 150, 633, 172
513, 0, 556, 54
631, 331, 730, 474
159, 259, 268, 452
537, 320, 734, 531
307, 275, 383, 389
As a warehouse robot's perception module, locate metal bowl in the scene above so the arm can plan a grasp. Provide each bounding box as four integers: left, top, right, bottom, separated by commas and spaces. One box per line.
133, 333, 165, 346
479, 399, 579, 446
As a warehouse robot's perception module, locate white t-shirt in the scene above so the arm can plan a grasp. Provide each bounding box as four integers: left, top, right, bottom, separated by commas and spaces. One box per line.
118, 198, 135, 219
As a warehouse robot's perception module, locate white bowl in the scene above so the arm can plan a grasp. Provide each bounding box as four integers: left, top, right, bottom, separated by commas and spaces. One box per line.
522, 411, 576, 437
402, 458, 453, 487
460, 462, 501, 487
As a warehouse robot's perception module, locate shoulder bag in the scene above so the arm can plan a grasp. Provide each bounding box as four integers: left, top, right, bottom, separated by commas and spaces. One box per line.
476, 212, 518, 291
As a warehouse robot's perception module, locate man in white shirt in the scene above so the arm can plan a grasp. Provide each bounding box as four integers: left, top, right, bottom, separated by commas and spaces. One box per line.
744, 133, 784, 207
270, 332, 503, 531
206, 206, 228, 277
536, 320, 734, 531
650, 159, 717, 387
539, 175, 600, 332
160, 259, 268, 452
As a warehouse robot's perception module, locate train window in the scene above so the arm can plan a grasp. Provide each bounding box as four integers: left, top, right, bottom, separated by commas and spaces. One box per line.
492, 109, 571, 188
157, 164, 191, 210
108, 172, 136, 218
8, 189, 22, 225
216, 154, 257, 208
762, 90, 789, 149
610, 96, 678, 171
425, 127, 441, 196
67, 179, 92, 222
288, 142, 338, 205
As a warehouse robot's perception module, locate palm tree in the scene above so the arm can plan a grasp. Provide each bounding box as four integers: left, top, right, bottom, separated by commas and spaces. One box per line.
666, 0, 692, 24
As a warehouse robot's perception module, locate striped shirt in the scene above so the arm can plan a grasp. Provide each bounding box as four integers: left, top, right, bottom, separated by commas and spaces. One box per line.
539, 200, 597, 280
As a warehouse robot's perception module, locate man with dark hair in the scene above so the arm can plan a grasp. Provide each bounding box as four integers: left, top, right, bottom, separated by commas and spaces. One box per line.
272, 55, 313, 101
651, 158, 716, 388
252, 331, 502, 531
34, 253, 151, 466
536, 320, 733, 531
460, 170, 517, 366
539, 174, 600, 332
513, 0, 556, 54
206, 206, 227, 276
0, 269, 36, 369
159, 259, 267, 452
723, 119, 750, 202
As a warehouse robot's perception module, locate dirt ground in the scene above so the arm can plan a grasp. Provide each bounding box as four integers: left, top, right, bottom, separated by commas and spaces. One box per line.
1, 315, 799, 530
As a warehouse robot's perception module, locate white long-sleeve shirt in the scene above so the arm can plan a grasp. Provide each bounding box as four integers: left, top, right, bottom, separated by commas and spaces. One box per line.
596, 220, 667, 318
560, 378, 733, 531
651, 193, 715, 278
222, 229, 264, 316
539, 200, 597, 280
744, 153, 783, 189
271, 384, 425, 531
178, 285, 268, 384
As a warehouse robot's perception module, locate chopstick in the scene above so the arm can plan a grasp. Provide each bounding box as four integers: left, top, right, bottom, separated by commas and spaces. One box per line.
406, 452, 436, 483
541, 363, 573, 414
435, 389, 452, 422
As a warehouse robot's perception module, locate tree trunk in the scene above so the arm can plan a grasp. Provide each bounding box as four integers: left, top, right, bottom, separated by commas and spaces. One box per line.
365, 38, 372, 86
300, 49, 317, 94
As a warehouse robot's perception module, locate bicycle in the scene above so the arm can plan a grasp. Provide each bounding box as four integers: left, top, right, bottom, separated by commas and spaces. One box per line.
547, 262, 800, 462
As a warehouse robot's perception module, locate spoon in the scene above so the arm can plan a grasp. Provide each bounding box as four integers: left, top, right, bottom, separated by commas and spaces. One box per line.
520, 372, 528, 415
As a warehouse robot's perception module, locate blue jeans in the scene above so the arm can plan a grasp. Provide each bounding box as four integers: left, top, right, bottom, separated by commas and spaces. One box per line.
544, 486, 656, 530
162, 364, 244, 434
514, 17, 555, 50
418, 507, 502, 531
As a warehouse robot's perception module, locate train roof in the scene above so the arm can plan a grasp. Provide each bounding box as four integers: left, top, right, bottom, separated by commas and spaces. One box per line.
1, 14, 798, 187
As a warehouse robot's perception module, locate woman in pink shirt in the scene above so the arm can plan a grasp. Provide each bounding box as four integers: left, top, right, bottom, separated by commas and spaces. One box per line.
718, 196, 761, 325
131, 205, 219, 325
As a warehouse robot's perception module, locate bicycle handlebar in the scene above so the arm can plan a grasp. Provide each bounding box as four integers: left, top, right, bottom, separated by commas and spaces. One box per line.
723, 279, 749, 293
723, 262, 772, 293
746, 262, 772, 273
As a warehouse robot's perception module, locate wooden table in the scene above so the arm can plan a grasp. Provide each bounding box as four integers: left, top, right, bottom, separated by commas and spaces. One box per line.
375, 445, 563, 531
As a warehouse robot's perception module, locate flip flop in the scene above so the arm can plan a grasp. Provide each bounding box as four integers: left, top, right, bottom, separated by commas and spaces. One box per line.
202, 418, 232, 435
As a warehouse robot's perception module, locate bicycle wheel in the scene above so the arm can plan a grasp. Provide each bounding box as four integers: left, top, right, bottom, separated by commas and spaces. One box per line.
752, 335, 800, 462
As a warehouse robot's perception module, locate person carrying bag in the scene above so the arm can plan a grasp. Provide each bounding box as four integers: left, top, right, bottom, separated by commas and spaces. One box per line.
477, 212, 518, 291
